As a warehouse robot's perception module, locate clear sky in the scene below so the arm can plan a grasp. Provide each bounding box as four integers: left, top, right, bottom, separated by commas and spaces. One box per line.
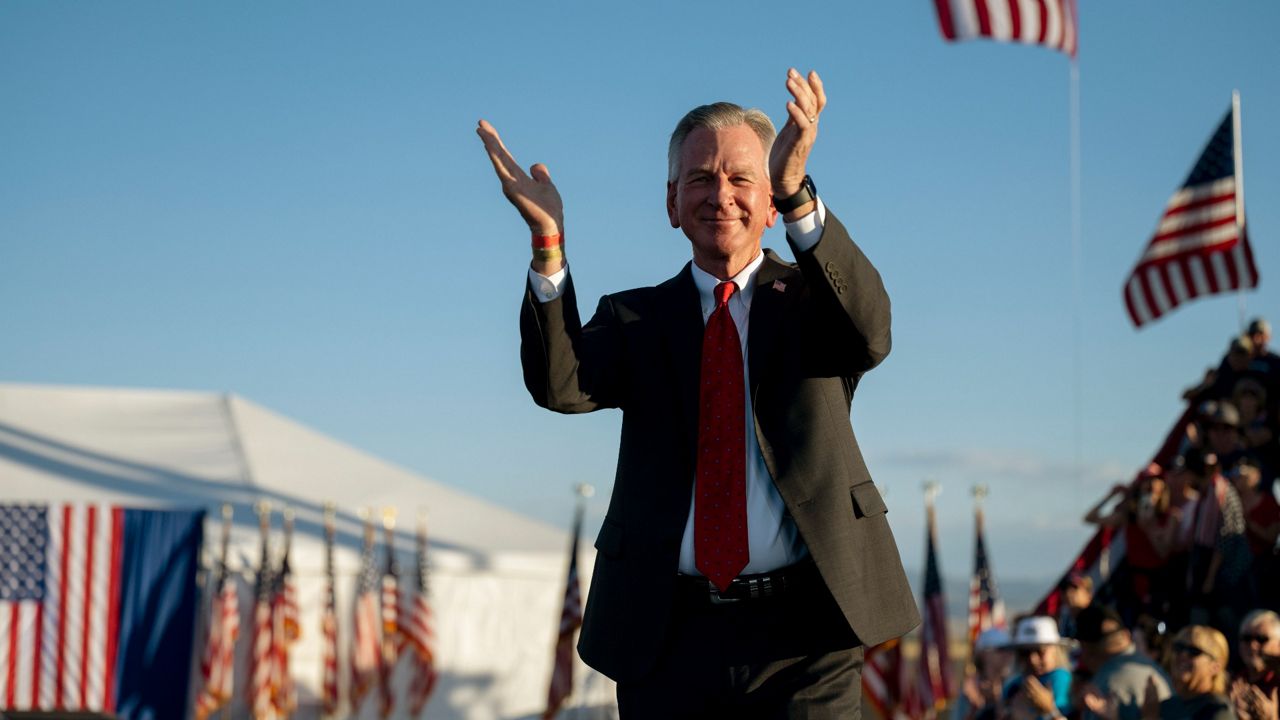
3, 1, 1278, 594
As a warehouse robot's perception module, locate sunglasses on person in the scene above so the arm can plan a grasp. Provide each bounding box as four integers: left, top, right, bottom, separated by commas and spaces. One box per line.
1240, 632, 1273, 645
1173, 642, 1207, 658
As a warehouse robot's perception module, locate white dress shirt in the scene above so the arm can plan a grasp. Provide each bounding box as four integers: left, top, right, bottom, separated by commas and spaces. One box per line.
530, 200, 827, 574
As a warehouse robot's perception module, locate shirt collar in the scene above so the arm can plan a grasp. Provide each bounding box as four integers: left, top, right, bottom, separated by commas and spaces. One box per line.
690, 250, 765, 316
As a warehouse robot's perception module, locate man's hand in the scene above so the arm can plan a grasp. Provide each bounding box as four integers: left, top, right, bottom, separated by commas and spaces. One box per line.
476, 119, 564, 238
769, 68, 826, 219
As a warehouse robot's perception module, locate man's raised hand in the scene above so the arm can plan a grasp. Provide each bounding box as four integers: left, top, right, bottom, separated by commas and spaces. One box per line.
476, 119, 564, 237
769, 68, 826, 203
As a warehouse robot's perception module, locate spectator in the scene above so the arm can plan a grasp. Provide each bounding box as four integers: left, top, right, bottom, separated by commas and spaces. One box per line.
1002, 616, 1074, 720
1229, 455, 1280, 606
1060, 573, 1095, 640
1230, 610, 1280, 720
1185, 337, 1260, 407
1247, 318, 1280, 376
1077, 605, 1173, 720
955, 627, 1016, 720
1084, 465, 1180, 623
1206, 402, 1246, 468
1152, 625, 1236, 719
1185, 446, 1253, 637
1233, 380, 1273, 451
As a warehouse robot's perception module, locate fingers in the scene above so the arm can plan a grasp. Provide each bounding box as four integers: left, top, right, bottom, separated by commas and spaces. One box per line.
530, 162, 552, 184
476, 119, 526, 184
785, 68, 825, 127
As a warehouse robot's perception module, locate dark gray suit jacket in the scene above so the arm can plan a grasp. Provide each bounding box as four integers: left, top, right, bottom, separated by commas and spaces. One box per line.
520, 210, 920, 682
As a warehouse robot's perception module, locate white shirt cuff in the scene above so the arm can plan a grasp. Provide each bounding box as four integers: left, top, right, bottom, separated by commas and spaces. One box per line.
528, 264, 569, 303
784, 196, 827, 253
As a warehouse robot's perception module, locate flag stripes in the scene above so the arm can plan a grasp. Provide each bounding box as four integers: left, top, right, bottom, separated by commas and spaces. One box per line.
1124, 104, 1258, 328
934, 0, 1077, 57
0, 504, 123, 714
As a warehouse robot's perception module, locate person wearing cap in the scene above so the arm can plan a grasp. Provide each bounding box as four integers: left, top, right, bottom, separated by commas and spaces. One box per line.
1084, 465, 1180, 624
954, 628, 1016, 720
1151, 625, 1235, 720
1205, 402, 1247, 466
1247, 318, 1280, 375
1185, 442, 1251, 638
1230, 610, 1280, 720
1183, 336, 1261, 407
1076, 605, 1172, 720
1002, 616, 1074, 720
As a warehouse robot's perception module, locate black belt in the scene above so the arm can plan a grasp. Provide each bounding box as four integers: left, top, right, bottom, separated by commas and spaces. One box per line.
675, 559, 819, 605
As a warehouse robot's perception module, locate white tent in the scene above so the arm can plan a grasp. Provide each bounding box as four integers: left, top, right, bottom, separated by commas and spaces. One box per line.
0, 382, 617, 719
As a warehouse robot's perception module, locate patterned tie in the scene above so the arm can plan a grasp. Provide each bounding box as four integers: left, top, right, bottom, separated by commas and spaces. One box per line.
695, 281, 749, 591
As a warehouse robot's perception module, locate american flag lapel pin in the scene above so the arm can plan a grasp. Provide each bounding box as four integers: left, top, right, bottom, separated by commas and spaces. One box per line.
772, 279, 786, 293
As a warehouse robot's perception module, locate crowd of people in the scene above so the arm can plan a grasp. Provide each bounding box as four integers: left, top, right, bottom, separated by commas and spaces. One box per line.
953, 319, 1280, 720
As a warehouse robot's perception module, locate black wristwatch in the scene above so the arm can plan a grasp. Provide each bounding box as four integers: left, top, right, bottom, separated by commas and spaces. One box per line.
773, 175, 817, 213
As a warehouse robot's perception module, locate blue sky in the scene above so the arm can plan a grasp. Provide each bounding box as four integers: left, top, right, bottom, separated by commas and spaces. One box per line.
3, 2, 1278, 594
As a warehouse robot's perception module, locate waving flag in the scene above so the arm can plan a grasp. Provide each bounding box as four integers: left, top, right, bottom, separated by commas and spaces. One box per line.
933, 0, 1078, 57
863, 638, 904, 720
543, 501, 584, 719
379, 517, 400, 719
917, 494, 955, 714
967, 500, 1007, 650
405, 516, 439, 717
0, 504, 203, 720
351, 515, 380, 711
249, 511, 275, 720
195, 506, 240, 720
1125, 96, 1258, 328
321, 507, 340, 717
270, 512, 298, 716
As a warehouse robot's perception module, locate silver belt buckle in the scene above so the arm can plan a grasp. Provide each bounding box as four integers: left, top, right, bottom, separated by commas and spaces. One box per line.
708, 581, 743, 605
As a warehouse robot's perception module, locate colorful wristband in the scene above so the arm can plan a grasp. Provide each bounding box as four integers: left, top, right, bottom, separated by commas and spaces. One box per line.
532, 233, 562, 249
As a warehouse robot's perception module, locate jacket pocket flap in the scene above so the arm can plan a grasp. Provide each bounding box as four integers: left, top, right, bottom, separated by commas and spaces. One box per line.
594, 518, 623, 557
850, 482, 888, 518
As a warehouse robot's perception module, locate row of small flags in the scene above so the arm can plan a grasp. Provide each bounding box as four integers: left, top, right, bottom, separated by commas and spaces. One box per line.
189, 498, 589, 720
191, 504, 439, 720
862, 484, 1007, 720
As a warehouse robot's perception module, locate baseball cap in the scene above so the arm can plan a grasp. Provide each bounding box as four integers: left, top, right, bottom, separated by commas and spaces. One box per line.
1075, 605, 1124, 643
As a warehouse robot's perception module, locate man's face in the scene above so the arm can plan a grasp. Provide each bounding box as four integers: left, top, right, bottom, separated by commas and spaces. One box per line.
1239, 621, 1280, 674
1251, 331, 1269, 354
667, 125, 778, 273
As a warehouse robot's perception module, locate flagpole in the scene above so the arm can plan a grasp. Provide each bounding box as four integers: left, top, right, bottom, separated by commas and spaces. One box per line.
1232, 89, 1247, 330
1068, 58, 1084, 488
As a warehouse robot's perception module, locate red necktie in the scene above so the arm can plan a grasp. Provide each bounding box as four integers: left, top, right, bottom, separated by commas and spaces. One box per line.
695, 281, 749, 591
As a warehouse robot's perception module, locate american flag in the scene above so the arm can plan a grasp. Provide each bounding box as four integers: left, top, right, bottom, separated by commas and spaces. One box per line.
0, 504, 123, 713
378, 521, 400, 719
916, 499, 954, 715
350, 517, 381, 711
862, 638, 904, 720
1124, 98, 1258, 328
270, 520, 298, 717
194, 509, 240, 720
250, 514, 275, 720
321, 510, 340, 717
932, 0, 1078, 57
405, 518, 439, 717
967, 502, 1006, 651
543, 502, 584, 720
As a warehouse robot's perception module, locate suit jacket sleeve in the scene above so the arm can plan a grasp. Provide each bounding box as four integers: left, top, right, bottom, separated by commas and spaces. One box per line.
520, 273, 626, 414
787, 210, 892, 376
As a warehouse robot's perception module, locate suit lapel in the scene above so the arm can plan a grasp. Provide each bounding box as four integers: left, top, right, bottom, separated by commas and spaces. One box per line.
748, 250, 791, 404
661, 263, 704, 452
